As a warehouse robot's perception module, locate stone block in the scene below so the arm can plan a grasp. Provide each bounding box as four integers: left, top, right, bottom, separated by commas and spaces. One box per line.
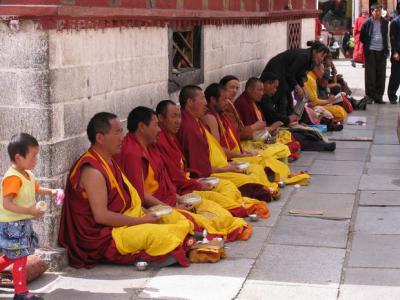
228, 227, 271, 259
35, 248, 68, 272
0, 71, 18, 106
317, 148, 369, 161
359, 174, 400, 191
140, 258, 253, 299
335, 141, 371, 149
303, 175, 360, 194
0, 25, 48, 69
359, 190, 400, 206
370, 145, 400, 157
0, 107, 51, 141
310, 160, 364, 176
284, 191, 355, 220
348, 233, 400, 268
327, 128, 374, 141
49, 66, 90, 103
355, 207, 400, 234
369, 156, 400, 163
238, 281, 338, 300
0, 142, 10, 176
290, 151, 318, 167
33, 212, 62, 249
270, 216, 350, 248
249, 244, 345, 286
18, 69, 50, 105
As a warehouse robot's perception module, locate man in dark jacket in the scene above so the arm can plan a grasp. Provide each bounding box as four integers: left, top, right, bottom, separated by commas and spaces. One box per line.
360, 3, 389, 104
387, 3, 400, 104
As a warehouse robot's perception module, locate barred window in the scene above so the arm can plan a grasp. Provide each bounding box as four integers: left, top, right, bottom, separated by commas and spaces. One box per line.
287, 21, 301, 49
168, 26, 204, 93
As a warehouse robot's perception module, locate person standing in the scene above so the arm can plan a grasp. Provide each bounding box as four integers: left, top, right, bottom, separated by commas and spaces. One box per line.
387, 3, 400, 104
360, 3, 389, 104
352, 8, 369, 67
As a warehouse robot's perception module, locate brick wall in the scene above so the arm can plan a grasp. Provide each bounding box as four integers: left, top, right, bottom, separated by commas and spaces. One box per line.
0, 17, 315, 270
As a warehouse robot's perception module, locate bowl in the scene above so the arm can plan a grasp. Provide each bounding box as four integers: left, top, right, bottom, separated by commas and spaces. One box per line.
36, 201, 47, 212
278, 181, 286, 188
231, 161, 250, 170
135, 261, 148, 271
148, 205, 173, 217
177, 193, 202, 207
248, 214, 258, 222
199, 177, 220, 187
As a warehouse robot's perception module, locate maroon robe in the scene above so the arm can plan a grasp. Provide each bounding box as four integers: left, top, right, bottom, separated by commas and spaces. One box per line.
156, 129, 203, 195
234, 92, 265, 126
117, 132, 177, 206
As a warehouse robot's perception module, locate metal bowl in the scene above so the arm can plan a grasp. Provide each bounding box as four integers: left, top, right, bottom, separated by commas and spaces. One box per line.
199, 177, 220, 187
135, 261, 148, 271
36, 201, 47, 212
231, 162, 250, 170
248, 214, 259, 222
177, 193, 202, 207
148, 205, 173, 217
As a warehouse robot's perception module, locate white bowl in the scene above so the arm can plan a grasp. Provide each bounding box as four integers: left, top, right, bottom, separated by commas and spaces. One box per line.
36, 201, 47, 212
135, 261, 148, 271
177, 193, 202, 207
199, 177, 220, 186
148, 205, 173, 217
232, 162, 250, 170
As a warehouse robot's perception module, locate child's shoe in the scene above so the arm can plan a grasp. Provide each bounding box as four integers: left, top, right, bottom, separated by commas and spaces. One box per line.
13, 292, 43, 300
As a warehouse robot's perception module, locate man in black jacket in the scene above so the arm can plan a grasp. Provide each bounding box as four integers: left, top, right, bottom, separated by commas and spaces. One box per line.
387, 3, 400, 104
360, 3, 389, 104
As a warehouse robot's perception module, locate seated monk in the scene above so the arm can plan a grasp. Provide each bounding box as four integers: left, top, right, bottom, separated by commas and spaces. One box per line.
203, 83, 310, 187
155, 100, 270, 219
304, 63, 347, 123
221, 74, 301, 162
176, 84, 273, 204
117, 107, 252, 242
58, 112, 192, 269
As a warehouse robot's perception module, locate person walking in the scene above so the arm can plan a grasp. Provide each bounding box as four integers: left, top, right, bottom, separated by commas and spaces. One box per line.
360, 3, 389, 104
387, 3, 400, 104
352, 8, 369, 67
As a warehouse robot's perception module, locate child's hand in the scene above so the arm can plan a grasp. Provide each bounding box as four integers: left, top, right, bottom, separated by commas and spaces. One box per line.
28, 204, 45, 218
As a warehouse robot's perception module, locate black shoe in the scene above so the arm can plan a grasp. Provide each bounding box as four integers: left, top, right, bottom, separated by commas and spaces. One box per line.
14, 292, 43, 300
351, 60, 356, 68
374, 99, 386, 104
323, 142, 336, 152
364, 96, 374, 104
390, 100, 398, 104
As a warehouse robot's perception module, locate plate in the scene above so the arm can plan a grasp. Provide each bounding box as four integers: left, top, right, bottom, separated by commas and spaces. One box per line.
177, 193, 202, 207
199, 177, 220, 186
148, 205, 173, 217
231, 161, 250, 170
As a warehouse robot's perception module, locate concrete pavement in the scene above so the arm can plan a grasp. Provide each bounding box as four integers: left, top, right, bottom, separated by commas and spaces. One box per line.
1, 60, 400, 300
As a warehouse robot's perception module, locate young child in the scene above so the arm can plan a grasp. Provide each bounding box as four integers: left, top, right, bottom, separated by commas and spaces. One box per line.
0, 133, 61, 300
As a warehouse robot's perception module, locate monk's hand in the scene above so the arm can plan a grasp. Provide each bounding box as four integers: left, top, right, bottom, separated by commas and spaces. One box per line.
226, 165, 245, 174
294, 85, 305, 99
252, 120, 266, 131
242, 150, 257, 157
199, 181, 213, 191
394, 52, 400, 61
143, 214, 161, 224
28, 204, 45, 218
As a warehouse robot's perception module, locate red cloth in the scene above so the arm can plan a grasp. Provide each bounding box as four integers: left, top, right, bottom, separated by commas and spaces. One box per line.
315, 18, 322, 38
234, 92, 265, 126
156, 129, 203, 195
58, 149, 136, 268
213, 112, 243, 153
353, 16, 368, 63
0, 256, 28, 294
177, 110, 212, 178
117, 132, 177, 206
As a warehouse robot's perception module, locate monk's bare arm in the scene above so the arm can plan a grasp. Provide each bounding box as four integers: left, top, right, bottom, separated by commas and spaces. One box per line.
80, 166, 159, 226
201, 114, 220, 141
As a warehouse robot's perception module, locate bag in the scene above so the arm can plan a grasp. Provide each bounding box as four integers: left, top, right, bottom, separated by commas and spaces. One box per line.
189, 239, 226, 263
338, 95, 354, 113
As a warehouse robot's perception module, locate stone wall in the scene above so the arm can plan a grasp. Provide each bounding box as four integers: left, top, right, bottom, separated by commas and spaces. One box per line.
0, 17, 315, 269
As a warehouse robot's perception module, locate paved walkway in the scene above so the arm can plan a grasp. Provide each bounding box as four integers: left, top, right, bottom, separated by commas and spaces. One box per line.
1, 61, 400, 300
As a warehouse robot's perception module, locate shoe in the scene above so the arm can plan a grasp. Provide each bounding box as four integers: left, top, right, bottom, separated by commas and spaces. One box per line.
365, 96, 374, 104
374, 99, 386, 104
323, 142, 336, 152
351, 60, 356, 68
13, 292, 43, 300
362, 64, 365, 68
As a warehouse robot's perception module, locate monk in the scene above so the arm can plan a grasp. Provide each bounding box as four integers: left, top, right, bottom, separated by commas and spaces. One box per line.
117, 106, 251, 242
58, 112, 192, 269
177, 84, 273, 203
155, 99, 270, 218
304, 64, 347, 122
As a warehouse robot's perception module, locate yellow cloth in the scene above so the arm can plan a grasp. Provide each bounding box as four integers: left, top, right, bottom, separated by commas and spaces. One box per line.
304, 71, 347, 122
109, 163, 191, 257
0, 167, 36, 222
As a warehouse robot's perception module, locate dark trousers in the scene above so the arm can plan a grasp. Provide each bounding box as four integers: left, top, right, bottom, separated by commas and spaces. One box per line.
387, 58, 400, 102
365, 50, 387, 101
